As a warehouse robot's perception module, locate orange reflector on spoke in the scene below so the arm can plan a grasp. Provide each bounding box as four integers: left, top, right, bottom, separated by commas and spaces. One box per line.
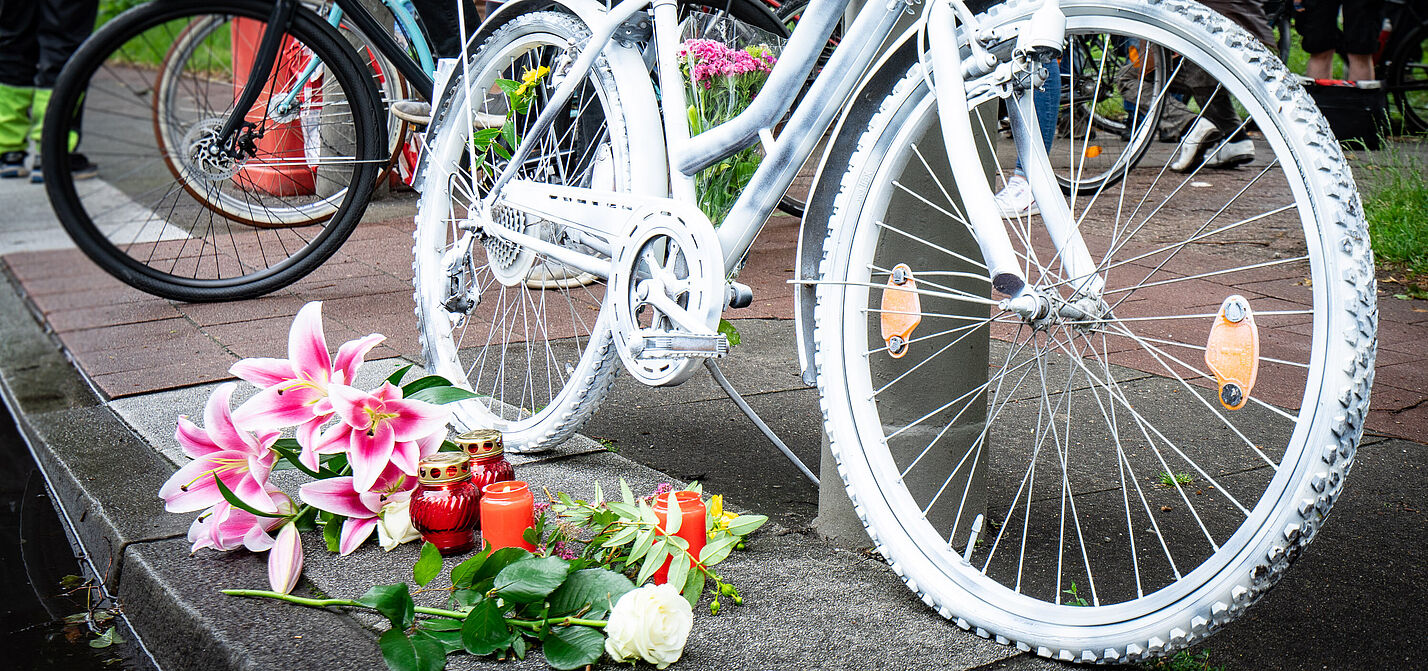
1204, 295, 1259, 410
1085, 145, 1103, 158
880, 264, 921, 359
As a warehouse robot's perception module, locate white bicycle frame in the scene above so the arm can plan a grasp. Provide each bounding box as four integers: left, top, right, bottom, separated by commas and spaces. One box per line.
475, 0, 1105, 313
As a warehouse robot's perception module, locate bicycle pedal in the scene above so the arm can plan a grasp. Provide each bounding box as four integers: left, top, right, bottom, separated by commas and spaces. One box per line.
638, 332, 729, 359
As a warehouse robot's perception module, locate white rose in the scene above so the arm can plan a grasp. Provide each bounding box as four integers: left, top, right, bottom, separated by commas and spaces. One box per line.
603, 584, 693, 669
376, 499, 421, 550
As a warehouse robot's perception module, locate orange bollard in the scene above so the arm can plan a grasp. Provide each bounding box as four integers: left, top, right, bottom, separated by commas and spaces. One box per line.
230, 18, 315, 197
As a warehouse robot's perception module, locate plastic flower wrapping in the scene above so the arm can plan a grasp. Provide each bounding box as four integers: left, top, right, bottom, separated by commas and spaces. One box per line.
677, 12, 785, 226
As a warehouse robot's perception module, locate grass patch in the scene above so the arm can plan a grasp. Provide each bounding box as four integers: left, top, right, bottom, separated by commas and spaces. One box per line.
1357, 142, 1428, 296
1156, 471, 1194, 488
1140, 649, 1226, 671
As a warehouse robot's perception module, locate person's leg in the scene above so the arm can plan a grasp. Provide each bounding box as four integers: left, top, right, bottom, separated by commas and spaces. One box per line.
1169, 0, 1271, 171
997, 59, 1061, 217
1296, 0, 1343, 79
30, 0, 97, 181
0, 0, 39, 176
1340, 0, 1385, 80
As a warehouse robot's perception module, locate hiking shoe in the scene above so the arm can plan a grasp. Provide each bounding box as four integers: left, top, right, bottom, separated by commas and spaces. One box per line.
30, 153, 97, 183
1169, 118, 1224, 172
994, 173, 1040, 218
0, 151, 27, 178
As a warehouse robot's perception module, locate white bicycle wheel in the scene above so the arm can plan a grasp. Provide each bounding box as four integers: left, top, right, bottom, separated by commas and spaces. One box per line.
813, 0, 1374, 661
413, 12, 661, 451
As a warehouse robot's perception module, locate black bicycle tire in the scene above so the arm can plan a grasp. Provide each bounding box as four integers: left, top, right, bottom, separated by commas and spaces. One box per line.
43, 0, 384, 302
1385, 22, 1428, 134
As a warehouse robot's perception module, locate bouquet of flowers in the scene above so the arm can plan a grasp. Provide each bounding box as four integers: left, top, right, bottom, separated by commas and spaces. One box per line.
678, 14, 783, 226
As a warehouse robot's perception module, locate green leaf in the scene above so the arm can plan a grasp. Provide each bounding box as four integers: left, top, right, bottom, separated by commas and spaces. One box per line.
405, 385, 482, 405
401, 375, 454, 397
601, 525, 638, 548
385, 363, 415, 387
460, 598, 513, 656
473, 547, 531, 583
698, 535, 739, 566
495, 78, 521, 96
511, 634, 528, 659
683, 481, 703, 495
627, 528, 656, 564
451, 588, 482, 608
414, 624, 463, 655
413, 542, 443, 587
213, 476, 286, 518
619, 478, 635, 505
358, 584, 416, 630
592, 481, 604, 504
638, 500, 659, 526
491, 142, 513, 160
419, 618, 462, 631
727, 514, 769, 536
636, 540, 668, 586
501, 120, 518, 152
541, 625, 605, 670
605, 501, 638, 519
494, 556, 571, 603
379, 628, 445, 671
323, 515, 343, 553
89, 626, 123, 649
472, 127, 501, 148
547, 568, 635, 619
682, 568, 705, 608
450, 547, 492, 588
522, 527, 539, 547
291, 505, 319, 531
718, 318, 742, 346
666, 547, 690, 593
664, 493, 682, 535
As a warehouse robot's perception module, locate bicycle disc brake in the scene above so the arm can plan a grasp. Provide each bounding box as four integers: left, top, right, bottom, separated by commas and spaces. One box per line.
609, 204, 726, 387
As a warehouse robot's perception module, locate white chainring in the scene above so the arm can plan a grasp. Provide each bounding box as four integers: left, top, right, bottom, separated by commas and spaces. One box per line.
609, 204, 724, 387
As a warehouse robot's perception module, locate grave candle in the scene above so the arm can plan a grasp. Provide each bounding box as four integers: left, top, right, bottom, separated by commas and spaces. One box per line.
480, 480, 537, 551
410, 453, 479, 556
652, 490, 706, 585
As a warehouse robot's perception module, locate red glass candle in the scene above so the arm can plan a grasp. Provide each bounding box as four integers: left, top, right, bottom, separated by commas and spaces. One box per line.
480, 480, 537, 551
652, 491, 706, 585
457, 430, 515, 517
410, 453, 479, 556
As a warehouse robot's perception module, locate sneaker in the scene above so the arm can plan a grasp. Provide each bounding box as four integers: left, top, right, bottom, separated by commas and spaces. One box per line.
1170, 118, 1237, 172
391, 99, 432, 126
0, 151, 27, 178
30, 153, 97, 184
1202, 137, 1254, 169
994, 174, 1039, 218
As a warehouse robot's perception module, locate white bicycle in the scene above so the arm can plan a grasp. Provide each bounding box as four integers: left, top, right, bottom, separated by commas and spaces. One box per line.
412, 0, 1376, 661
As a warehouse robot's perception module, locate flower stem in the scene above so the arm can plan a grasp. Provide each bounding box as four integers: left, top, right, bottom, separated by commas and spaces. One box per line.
507, 616, 608, 630
220, 589, 469, 620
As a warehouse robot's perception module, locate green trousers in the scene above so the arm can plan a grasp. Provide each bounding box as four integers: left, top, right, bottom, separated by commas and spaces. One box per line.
0, 83, 71, 154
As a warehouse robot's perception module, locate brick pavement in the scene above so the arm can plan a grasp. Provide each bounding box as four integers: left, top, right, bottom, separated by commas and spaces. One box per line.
2, 189, 1424, 441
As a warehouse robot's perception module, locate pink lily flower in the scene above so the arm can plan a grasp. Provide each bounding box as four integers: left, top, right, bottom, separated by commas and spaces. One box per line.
268, 522, 305, 595
187, 485, 296, 553
230, 302, 384, 470
299, 463, 417, 555
159, 383, 280, 514
311, 382, 449, 493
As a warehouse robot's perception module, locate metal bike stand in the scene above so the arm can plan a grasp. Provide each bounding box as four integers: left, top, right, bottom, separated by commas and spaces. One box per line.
704, 360, 819, 485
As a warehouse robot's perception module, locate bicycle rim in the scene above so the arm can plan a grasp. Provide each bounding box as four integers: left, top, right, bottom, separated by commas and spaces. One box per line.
413, 13, 637, 450
46, 1, 381, 301
815, 0, 1373, 660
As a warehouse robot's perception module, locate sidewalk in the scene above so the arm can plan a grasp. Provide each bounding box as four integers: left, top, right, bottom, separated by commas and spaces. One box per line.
1, 142, 1426, 671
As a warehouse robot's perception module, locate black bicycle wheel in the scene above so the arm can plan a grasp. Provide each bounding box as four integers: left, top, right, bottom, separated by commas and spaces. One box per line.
1385, 23, 1428, 133
43, 0, 383, 302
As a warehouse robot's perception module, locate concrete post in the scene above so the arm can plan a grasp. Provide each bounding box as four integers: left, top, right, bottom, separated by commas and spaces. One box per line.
813, 0, 999, 550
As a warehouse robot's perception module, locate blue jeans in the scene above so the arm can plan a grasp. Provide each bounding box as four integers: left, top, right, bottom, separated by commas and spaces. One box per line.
1014, 59, 1061, 175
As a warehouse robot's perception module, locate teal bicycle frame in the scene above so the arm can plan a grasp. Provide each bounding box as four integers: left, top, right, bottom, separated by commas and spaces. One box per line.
272, 0, 437, 117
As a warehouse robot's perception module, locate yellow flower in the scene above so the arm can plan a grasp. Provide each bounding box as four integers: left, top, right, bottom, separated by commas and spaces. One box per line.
515, 66, 551, 97
706, 494, 739, 538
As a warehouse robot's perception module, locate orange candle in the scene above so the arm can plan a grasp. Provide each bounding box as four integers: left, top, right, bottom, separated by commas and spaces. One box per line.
480, 481, 537, 551
652, 491, 706, 585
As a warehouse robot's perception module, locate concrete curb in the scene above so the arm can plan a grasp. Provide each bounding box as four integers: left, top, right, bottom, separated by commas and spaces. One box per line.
0, 274, 1058, 670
